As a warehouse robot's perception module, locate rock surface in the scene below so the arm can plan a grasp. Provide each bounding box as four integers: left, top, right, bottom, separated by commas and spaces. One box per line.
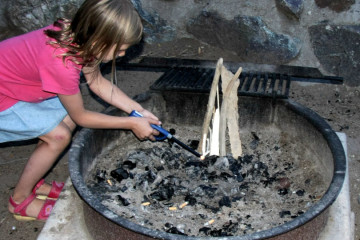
186, 12, 301, 64
0, 0, 80, 39
315, 0, 355, 12
309, 24, 360, 86
275, 0, 304, 19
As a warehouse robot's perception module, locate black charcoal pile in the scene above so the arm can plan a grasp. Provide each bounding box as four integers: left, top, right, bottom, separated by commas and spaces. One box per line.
87, 131, 327, 237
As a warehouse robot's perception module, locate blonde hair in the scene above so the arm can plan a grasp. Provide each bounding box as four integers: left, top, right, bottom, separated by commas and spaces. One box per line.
45, 0, 143, 81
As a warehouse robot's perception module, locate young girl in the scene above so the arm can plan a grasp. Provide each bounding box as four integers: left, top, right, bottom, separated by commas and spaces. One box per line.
0, 0, 160, 221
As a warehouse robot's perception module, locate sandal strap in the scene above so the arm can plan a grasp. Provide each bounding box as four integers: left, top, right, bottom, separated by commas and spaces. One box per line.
32, 179, 45, 195
9, 193, 37, 216
47, 181, 64, 199
37, 199, 56, 220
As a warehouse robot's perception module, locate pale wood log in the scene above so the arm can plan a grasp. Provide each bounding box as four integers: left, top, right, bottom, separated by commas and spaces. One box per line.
219, 67, 242, 156
209, 108, 220, 155
221, 66, 242, 158
198, 58, 223, 153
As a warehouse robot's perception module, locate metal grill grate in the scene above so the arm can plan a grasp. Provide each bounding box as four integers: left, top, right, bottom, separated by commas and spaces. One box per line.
150, 67, 291, 98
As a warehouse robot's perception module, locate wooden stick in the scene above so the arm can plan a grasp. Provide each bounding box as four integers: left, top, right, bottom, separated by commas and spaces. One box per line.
219, 66, 242, 156
198, 58, 223, 153
221, 66, 242, 158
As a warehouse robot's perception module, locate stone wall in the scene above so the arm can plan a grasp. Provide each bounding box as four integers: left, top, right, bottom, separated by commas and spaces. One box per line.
0, 0, 81, 39
1, 0, 359, 86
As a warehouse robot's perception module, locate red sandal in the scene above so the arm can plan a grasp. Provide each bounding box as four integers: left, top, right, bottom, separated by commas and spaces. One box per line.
32, 179, 64, 200
9, 193, 56, 221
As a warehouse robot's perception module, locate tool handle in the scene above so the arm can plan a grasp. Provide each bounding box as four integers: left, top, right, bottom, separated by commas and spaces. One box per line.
129, 110, 168, 141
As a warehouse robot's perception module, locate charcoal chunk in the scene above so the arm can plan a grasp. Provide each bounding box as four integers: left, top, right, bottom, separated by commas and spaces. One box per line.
189, 140, 199, 150
155, 166, 165, 171
185, 160, 208, 168
146, 170, 157, 183
206, 155, 219, 165
120, 186, 128, 192
199, 227, 211, 235
95, 170, 107, 182
199, 185, 217, 198
220, 172, 233, 180
219, 196, 232, 208
185, 195, 197, 205
209, 228, 226, 237
166, 227, 186, 235
111, 168, 129, 183
222, 220, 239, 235
239, 183, 249, 191
164, 223, 187, 235
122, 160, 136, 170
278, 188, 288, 196
241, 154, 253, 164
296, 189, 305, 196
279, 210, 291, 218
117, 195, 130, 206
150, 184, 174, 201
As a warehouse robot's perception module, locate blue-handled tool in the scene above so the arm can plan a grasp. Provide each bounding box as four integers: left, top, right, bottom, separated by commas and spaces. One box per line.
129, 110, 202, 158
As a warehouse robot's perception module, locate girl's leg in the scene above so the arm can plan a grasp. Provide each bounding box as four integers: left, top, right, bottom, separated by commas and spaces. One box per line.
8, 116, 76, 218
31, 116, 77, 196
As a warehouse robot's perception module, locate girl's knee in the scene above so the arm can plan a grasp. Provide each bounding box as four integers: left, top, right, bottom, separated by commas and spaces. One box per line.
53, 129, 72, 144
41, 123, 73, 148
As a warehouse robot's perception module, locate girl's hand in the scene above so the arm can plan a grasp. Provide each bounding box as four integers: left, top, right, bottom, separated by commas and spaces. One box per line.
130, 117, 161, 141
138, 109, 161, 123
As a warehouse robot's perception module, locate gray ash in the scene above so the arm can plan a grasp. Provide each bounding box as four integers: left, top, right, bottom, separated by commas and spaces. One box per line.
87, 130, 327, 237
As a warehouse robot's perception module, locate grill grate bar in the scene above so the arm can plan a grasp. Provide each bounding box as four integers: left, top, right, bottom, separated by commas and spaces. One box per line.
261, 74, 269, 93
253, 74, 261, 93
150, 67, 291, 98
268, 74, 276, 95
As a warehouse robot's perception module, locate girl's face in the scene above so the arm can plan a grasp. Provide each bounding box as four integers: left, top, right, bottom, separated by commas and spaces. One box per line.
101, 44, 130, 63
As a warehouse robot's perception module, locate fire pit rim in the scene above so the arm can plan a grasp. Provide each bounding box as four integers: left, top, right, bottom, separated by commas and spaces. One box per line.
69, 98, 346, 240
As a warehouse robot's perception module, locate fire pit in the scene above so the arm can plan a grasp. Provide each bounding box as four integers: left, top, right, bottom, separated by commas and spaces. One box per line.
69, 87, 346, 239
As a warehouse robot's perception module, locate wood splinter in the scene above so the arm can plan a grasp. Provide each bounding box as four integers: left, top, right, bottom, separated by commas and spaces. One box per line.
169, 206, 177, 211
107, 179, 113, 186
179, 202, 189, 209
219, 66, 242, 157
204, 219, 215, 226
198, 58, 222, 156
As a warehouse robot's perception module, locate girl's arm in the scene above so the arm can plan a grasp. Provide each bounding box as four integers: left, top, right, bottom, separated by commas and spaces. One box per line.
58, 92, 160, 141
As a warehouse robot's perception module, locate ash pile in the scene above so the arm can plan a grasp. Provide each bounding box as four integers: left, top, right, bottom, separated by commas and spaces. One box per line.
87, 131, 326, 237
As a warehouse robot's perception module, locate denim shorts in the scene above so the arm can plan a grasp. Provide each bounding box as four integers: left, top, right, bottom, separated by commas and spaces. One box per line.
0, 97, 68, 143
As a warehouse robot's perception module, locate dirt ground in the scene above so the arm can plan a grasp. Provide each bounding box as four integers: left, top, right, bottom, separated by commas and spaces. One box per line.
0, 39, 359, 240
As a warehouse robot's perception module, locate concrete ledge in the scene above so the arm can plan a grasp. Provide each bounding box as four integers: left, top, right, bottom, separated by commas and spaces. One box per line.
37, 178, 93, 240
318, 133, 355, 240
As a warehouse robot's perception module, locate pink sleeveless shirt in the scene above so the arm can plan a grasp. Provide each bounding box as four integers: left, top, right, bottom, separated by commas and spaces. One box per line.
0, 25, 82, 111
